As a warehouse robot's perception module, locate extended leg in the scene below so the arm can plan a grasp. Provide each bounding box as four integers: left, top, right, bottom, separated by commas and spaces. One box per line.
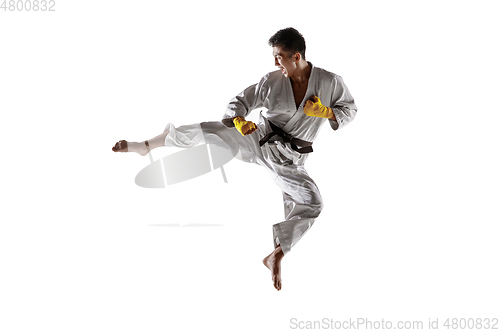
112, 131, 169, 156
113, 121, 267, 165
112, 122, 209, 156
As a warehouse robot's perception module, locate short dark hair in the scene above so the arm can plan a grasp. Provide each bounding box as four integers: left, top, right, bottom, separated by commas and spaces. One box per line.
268, 27, 306, 60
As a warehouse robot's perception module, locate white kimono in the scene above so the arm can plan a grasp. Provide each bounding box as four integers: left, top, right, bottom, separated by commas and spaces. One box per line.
162, 62, 357, 254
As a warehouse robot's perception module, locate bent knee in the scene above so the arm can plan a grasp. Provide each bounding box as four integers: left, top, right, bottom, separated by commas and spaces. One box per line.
309, 193, 324, 218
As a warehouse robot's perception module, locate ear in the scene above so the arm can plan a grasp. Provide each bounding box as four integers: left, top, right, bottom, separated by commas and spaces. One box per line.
293, 52, 301, 63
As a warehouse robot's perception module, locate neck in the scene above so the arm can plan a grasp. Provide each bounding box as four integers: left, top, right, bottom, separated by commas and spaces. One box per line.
290, 60, 311, 85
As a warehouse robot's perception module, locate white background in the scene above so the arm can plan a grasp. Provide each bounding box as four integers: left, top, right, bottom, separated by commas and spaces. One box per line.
1, 0, 499, 332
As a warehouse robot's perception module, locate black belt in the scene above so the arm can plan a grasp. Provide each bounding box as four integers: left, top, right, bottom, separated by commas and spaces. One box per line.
259, 121, 313, 154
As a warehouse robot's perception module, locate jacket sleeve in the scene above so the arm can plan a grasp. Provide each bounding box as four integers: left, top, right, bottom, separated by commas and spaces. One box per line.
328, 75, 357, 131
221, 74, 269, 128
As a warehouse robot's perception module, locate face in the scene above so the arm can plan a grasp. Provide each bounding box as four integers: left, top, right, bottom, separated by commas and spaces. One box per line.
272, 46, 299, 78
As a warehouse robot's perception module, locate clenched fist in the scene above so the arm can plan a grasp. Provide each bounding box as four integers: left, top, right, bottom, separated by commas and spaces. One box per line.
303, 96, 334, 119
233, 116, 258, 136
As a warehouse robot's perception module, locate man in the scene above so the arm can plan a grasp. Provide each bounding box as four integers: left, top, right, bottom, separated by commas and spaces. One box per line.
112, 28, 357, 290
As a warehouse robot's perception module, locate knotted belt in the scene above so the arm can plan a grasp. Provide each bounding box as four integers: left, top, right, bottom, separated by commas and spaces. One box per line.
259, 120, 313, 154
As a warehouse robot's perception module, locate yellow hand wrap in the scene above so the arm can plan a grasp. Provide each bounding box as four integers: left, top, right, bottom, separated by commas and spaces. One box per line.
233, 116, 257, 136
303, 96, 334, 119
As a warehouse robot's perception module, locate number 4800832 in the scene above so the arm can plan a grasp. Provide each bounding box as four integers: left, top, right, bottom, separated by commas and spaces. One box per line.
1, 0, 56, 11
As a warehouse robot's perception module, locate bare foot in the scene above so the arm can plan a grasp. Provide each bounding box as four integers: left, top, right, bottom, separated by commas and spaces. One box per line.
263, 245, 284, 291
112, 140, 128, 153
112, 140, 149, 156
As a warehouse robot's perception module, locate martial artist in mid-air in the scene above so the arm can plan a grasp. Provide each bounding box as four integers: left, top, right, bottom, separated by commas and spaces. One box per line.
112, 27, 357, 290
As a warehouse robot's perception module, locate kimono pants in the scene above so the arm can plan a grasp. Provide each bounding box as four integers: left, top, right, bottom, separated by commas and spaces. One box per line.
162, 114, 323, 255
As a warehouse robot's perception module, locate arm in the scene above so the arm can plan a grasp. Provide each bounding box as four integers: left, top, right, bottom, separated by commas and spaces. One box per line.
221, 75, 268, 128
303, 75, 357, 128
328, 75, 357, 131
